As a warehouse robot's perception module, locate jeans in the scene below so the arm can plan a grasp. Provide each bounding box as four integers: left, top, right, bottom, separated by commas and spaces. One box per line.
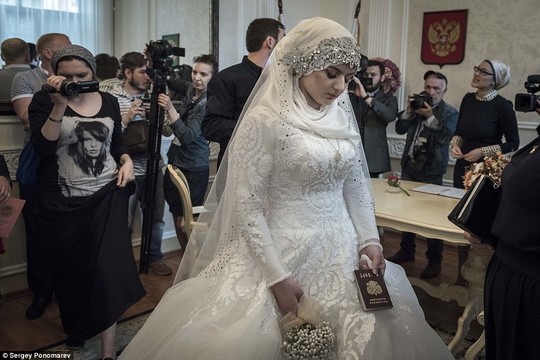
128, 170, 166, 264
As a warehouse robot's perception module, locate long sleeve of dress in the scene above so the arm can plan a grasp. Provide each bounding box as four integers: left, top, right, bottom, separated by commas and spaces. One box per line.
343, 150, 381, 249
230, 113, 291, 287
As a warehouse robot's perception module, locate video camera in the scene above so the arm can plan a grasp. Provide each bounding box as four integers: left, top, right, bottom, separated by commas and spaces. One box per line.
410, 91, 434, 110
42, 80, 99, 97
515, 75, 540, 112
146, 39, 185, 75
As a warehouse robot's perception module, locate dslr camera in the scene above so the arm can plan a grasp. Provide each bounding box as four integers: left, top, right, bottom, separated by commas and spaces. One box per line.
410, 91, 434, 110
515, 75, 540, 112
42, 80, 99, 96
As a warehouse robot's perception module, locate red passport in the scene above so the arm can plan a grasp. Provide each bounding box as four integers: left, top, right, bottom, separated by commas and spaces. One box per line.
354, 269, 393, 311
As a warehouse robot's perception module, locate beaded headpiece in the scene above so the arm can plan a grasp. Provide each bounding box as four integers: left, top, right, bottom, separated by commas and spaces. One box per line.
281, 37, 362, 75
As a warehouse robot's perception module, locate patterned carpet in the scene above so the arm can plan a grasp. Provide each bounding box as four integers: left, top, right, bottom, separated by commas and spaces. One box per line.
39, 310, 483, 359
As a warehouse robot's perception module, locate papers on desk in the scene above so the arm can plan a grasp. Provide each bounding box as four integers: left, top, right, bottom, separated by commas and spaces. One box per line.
410, 184, 465, 199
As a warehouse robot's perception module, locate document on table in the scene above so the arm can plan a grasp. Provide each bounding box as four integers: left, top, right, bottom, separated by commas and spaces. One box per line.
410, 184, 465, 199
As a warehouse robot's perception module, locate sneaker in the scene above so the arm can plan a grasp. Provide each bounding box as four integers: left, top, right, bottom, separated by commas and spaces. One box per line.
420, 262, 441, 279
148, 260, 172, 276
386, 250, 415, 264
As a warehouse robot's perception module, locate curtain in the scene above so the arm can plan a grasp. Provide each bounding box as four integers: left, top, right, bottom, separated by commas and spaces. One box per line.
0, 0, 113, 61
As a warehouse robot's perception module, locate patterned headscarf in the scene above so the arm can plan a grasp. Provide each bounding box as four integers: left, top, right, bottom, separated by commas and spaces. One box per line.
52, 44, 96, 75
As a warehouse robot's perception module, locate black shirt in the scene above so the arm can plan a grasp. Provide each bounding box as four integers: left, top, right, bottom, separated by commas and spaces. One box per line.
202, 56, 262, 165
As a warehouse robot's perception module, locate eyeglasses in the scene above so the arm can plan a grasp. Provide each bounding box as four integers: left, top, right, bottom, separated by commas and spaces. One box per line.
473, 66, 494, 77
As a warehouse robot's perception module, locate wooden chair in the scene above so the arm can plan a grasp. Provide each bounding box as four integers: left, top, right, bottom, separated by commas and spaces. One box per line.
166, 164, 204, 239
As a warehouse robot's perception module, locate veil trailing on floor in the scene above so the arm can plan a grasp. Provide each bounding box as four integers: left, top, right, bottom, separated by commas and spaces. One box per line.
174, 17, 373, 285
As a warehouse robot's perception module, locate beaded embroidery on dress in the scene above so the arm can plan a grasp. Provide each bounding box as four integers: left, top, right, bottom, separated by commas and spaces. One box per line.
119, 17, 454, 360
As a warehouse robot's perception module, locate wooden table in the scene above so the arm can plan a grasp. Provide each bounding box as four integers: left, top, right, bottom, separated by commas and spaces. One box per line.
371, 179, 489, 360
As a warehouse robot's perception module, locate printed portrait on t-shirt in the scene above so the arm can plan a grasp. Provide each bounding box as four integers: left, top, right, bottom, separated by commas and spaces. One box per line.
57, 117, 117, 197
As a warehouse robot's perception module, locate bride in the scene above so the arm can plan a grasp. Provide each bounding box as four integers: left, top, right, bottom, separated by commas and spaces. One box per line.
120, 17, 454, 360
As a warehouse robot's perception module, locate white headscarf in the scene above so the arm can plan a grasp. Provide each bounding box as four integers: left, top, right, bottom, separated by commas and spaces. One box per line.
175, 17, 370, 282
485, 59, 511, 90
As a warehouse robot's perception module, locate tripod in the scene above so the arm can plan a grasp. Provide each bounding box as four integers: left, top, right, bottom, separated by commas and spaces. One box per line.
139, 70, 167, 274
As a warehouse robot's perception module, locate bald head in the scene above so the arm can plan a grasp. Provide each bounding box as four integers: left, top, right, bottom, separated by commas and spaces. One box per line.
35, 33, 71, 72
1, 38, 29, 65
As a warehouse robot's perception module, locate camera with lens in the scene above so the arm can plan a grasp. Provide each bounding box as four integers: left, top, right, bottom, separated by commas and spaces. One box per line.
515, 75, 540, 112
410, 91, 434, 110
42, 80, 99, 96
146, 39, 185, 74
411, 128, 432, 172
348, 74, 373, 91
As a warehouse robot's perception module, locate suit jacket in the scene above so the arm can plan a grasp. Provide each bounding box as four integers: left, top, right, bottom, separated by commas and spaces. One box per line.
395, 100, 458, 176
349, 90, 398, 173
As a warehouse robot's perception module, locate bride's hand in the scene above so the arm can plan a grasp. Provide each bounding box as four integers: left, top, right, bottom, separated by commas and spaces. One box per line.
271, 278, 304, 315
359, 244, 385, 276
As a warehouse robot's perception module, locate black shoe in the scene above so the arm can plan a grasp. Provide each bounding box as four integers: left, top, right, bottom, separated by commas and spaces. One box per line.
26, 296, 51, 320
421, 262, 441, 279
66, 336, 85, 350
386, 250, 415, 264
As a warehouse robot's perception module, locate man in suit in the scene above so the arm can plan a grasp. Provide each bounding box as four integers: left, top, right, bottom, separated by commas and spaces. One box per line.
349, 59, 398, 178
202, 18, 285, 167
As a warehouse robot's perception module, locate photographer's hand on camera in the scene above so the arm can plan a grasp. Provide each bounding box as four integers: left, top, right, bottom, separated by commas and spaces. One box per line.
349, 76, 374, 107
46, 75, 69, 107
157, 93, 179, 125
414, 101, 433, 119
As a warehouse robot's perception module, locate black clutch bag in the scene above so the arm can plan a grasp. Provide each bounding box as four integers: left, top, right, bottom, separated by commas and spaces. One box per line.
448, 175, 501, 245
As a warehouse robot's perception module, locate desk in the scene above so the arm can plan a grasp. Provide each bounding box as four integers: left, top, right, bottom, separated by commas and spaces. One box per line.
372, 179, 489, 360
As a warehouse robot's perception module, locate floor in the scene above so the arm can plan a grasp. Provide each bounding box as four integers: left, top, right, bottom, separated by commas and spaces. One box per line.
0, 230, 482, 352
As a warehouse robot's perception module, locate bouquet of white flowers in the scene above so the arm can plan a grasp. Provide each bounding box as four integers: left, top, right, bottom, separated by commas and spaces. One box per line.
462, 152, 509, 190
280, 296, 335, 360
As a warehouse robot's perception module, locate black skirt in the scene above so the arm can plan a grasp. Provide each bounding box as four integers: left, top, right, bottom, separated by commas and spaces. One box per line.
484, 251, 540, 359
38, 180, 145, 339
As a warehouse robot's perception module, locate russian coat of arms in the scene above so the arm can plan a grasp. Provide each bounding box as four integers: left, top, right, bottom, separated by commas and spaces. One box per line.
421, 10, 468, 67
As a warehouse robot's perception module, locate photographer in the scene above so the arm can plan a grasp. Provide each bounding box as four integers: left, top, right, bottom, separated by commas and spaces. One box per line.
161, 54, 218, 251
103, 51, 172, 276
349, 59, 398, 178
387, 70, 458, 279
28, 44, 144, 358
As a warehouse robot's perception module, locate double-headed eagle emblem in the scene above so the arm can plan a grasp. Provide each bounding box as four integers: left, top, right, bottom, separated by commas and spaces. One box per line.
428, 18, 460, 57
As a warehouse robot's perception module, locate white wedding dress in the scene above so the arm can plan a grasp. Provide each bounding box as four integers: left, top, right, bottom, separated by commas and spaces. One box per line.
120, 112, 454, 360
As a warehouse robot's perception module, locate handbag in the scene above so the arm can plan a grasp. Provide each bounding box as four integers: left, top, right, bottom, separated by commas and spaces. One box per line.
16, 142, 41, 188
123, 120, 149, 155
447, 174, 501, 245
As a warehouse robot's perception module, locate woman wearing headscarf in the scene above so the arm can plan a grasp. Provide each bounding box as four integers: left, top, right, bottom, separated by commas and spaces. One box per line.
450, 59, 519, 188
120, 17, 453, 360
28, 44, 145, 360
464, 97, 540, 359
